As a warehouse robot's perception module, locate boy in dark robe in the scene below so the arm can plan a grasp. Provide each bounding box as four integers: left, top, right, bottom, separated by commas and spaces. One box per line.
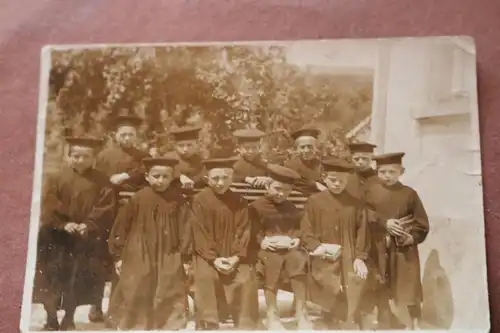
250, 164, 312, 330
346, 141, 379, 199
284, 126, 326, 195
365, 152, 430, 330
300, 157, 370, 329
95, 114, 149, 324
170, 125, 206, 190
345, 141, 390, 327
232, 128, 270, 187
34, 137, 115, 330
189, 157, 258, 330
107, 155, 191, 330
96, 114, 149, 194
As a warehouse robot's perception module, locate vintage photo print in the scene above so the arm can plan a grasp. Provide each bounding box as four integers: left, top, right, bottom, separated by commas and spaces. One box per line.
21, 36, 488, 332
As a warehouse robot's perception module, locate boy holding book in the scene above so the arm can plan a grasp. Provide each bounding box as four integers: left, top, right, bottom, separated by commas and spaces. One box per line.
366, 152, 430, 330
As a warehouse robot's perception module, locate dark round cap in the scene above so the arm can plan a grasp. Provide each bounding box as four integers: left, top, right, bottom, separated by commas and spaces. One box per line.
114, 114, 143, 128
373, 152, 405, 166
348, 141, 377, 153
290, 126, 321, 141
322, 157, 356, 173
202, 157, 239, 170
143, 155, 179, 170
233, 128, 265, 143
65, 136, 103, 148
170, 125, 202, 142
267, 164, 301, 184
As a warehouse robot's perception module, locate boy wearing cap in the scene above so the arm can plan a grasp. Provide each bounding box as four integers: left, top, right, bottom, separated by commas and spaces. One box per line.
34, 137, 115, 330
347, 141, 379, 199
300, 158, 370, 329
189, 157, 257, 330
285, 126, 326, 195
366, 152, 429, 330
232, 128, 271, 187
107, 155, 191, 330
96, 114, 149, 193
346, 141, 392, 327
170, 125, 206, 190
95, 114, 149, 323
250, 164, 312, 330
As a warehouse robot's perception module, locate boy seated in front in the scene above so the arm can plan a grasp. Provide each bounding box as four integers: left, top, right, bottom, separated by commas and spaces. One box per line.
250, 164, 312, 330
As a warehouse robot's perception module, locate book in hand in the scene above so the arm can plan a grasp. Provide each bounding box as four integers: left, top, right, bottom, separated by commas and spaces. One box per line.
309, 243, 342, 261
394, 215, 415, 247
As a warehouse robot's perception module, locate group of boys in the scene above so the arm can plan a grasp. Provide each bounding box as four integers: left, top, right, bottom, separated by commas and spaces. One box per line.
34, 114, 429, 331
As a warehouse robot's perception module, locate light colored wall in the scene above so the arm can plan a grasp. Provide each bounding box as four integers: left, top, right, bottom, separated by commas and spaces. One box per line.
370, 37, 488, 330
284, 37, 488, 329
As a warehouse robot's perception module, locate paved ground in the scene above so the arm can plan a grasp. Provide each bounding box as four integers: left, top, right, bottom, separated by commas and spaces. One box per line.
28, 283, 437, 331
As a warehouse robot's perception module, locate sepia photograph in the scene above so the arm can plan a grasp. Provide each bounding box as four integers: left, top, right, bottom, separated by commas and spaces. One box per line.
20, 36, 488, 332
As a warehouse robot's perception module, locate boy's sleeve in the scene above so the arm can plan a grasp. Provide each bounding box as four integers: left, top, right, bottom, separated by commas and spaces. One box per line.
108, 198, 135, 260
231, 201, 251, 259
291, 207, 303, 239
300, 199, 321, 252
178, 200, 193, 262
249, 205, 264, 245
354, 208, 371, 260
190, 198, 218, 262
410, 191, 430, 244
82, 185, 116, 233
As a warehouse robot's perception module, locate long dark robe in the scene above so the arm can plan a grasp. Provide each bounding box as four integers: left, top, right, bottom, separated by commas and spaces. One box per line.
95, 145, 149, 193
108, 186, 190, 330
300, 190, 370, 315
284, 156, 323, 196
250, 196, 307, 290
33, 167, 115, 309
233, 155, 268, 183
365, 182, 429, 306
95, 145, 150, 323
189, 188, 257, 329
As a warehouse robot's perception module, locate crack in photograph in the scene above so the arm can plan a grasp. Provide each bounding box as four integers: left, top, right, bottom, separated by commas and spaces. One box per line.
20, 37, 489, 332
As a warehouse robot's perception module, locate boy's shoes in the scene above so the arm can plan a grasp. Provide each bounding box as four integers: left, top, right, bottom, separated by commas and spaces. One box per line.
198, 321, 219, 330
60, 316, 76, 330
411, 318, 421, 330
104, 316, 119, 329
340, 320, 360, 330
88, 305, 105, 322
43, 317, 59, 331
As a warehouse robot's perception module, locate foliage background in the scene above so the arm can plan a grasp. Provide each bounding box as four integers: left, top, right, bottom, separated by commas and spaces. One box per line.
44, 45, 373, 176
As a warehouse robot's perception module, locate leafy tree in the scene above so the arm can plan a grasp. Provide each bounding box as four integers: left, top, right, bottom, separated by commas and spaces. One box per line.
43, 45, 373, 175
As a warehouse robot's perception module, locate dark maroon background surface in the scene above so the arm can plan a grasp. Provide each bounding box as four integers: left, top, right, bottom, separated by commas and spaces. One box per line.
1, 0, 499, 331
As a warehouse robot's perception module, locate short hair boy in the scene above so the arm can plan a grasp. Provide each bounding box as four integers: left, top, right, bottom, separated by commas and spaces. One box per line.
108, 155, 190, 330
250, 164, 312, 330
365, 152, 430, 330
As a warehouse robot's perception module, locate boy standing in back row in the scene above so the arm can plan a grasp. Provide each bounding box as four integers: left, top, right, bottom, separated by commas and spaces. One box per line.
232, 128, 271, 187
285, 126, 326, 195
170, 125, 206, 190
365, 152, 430, 330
